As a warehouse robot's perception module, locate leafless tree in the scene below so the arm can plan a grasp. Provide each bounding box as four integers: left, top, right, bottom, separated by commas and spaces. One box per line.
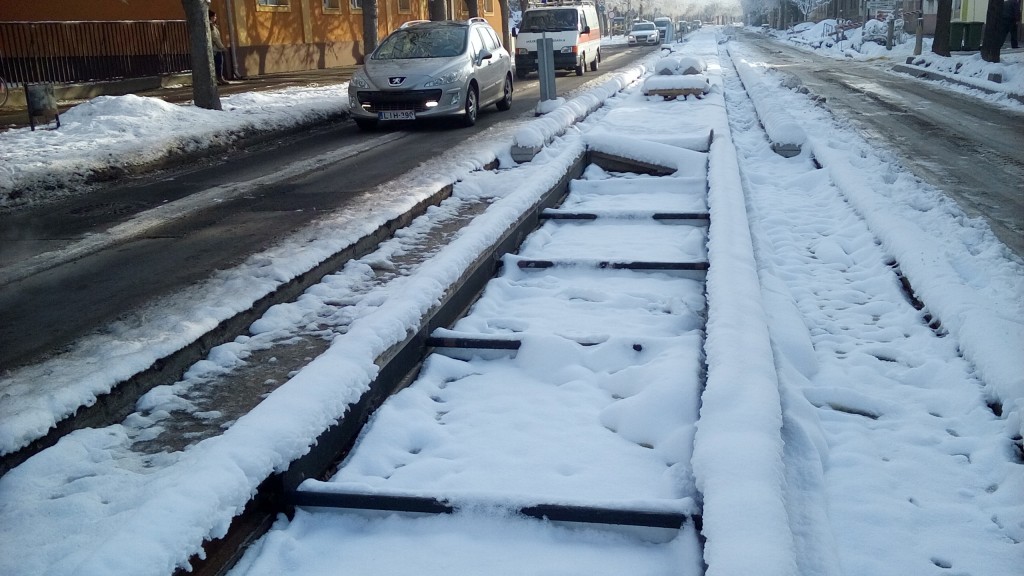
980, 0, 1006, 62
932, 0, 953, 56
362, 0, 379, 58
181, 0, 221, 111
791, 0, 831, 20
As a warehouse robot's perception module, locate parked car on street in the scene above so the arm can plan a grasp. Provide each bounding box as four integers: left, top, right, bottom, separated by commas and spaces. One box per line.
348, 18, 513, 130
627, 21, 660, 45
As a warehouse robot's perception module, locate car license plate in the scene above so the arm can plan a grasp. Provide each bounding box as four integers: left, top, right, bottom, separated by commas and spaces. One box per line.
378, 110, 415, 121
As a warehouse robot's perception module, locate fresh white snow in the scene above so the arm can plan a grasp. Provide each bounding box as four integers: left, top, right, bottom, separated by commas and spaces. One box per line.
0, 26, 1022, 576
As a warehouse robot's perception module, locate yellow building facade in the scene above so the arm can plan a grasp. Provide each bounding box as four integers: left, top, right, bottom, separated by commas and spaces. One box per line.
1, 0, 506, 79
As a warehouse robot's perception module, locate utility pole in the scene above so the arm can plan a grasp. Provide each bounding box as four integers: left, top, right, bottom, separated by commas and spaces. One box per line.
914, 0, 924, 55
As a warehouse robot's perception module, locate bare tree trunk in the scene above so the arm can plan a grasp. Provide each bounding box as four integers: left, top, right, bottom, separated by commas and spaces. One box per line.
933, 0, 953, 56
362, 0, 379, 60
499, 0, 512, 49
429, 0, 447, 20
980, 0, 1005, 62
466, 0, 480, 18
181, 0, 221, 110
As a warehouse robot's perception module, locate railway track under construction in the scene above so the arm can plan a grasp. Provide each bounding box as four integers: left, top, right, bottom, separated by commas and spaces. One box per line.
5, 29, 1014, 576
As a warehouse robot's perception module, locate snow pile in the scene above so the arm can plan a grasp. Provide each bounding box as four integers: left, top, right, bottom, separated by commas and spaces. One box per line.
693, 131, 799, 575
907, 51, 1023, 91
654, 54, 707, 76
758, 21, 1024, 100
729, 52, 806, 154
0, 85, 350, 208
586, 133, 708, 179
643, 75, 711, 95
643, 53, 711, 98
513, 59, 652, 150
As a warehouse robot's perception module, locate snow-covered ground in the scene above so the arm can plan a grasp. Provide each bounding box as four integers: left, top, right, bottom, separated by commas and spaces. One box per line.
0, 26, 1022, 576
763, 19, 1024, 105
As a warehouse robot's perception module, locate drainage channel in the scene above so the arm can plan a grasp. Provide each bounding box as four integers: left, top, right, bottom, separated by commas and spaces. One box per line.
204, 147, 714, 575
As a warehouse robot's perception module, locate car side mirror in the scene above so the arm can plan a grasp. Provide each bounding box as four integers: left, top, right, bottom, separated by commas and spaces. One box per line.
477, 49, 493, 64
583, 25, 591, 34
511, 27, 518, 37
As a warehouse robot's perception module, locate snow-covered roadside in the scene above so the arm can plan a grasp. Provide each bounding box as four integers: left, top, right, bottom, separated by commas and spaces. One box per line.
749, 22, 1024, 107
0, 86, 352, 207
728, 37, 1024, 418
0, 48, 672, 576
724, 37, 1024, 574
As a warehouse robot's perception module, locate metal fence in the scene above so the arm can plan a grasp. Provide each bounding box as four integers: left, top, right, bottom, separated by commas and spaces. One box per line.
0, 21, 192, 85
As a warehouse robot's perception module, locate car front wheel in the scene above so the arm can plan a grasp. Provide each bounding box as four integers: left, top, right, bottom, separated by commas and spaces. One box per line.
462, 85, 478, 127
575, 54, 585, 76
496, 75, 512, 111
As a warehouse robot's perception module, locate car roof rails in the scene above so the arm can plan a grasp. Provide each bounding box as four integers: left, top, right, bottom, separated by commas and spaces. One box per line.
399, 19, 431, 28
467, 17, 489, 24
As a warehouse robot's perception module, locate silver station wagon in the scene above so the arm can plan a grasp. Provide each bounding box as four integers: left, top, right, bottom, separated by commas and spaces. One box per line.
348, 18, 514, 130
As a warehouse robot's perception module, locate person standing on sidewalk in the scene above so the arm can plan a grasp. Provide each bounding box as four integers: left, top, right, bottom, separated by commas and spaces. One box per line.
1003, 0, 1021, 49
209, 10, 229, 85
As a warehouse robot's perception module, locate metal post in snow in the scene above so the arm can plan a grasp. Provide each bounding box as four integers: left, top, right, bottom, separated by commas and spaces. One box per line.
537, 35, 557, 102
915, 0, 924, 55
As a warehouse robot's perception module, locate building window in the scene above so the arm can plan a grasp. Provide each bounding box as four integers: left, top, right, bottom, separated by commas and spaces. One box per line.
257, 0, 290, 6
351, 0, 362, 11
398, 0, 412, 12
484, 0, 494, 13
323, 0, 342, 11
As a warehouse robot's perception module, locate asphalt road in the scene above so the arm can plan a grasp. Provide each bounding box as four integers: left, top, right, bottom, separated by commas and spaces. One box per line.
734, 30, 1024, 259
0, 43, 658, 371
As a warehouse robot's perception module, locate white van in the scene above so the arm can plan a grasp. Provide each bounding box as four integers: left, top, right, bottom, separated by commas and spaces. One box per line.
513, 0, 601, 79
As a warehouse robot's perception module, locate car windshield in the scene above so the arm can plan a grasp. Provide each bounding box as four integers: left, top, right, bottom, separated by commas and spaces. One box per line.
631, 23, 656, 31
521, 9, 579, 32
373, 26, 467, 60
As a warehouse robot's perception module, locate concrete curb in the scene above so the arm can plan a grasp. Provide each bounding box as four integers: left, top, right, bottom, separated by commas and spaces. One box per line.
892, 62, 1024, 104
1, 73, 194, 109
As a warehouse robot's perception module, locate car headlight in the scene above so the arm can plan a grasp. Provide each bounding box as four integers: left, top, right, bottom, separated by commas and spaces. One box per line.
350, 73, 369, 89
424, 69, 466, 87
628, 35, 636, 40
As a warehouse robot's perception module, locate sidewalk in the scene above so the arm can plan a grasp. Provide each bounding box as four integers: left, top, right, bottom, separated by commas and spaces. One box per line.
0, 67, 358, 132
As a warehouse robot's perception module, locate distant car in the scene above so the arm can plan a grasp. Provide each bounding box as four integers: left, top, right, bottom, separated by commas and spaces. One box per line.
348, 18, 513, 130
627, 21, 660, 45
